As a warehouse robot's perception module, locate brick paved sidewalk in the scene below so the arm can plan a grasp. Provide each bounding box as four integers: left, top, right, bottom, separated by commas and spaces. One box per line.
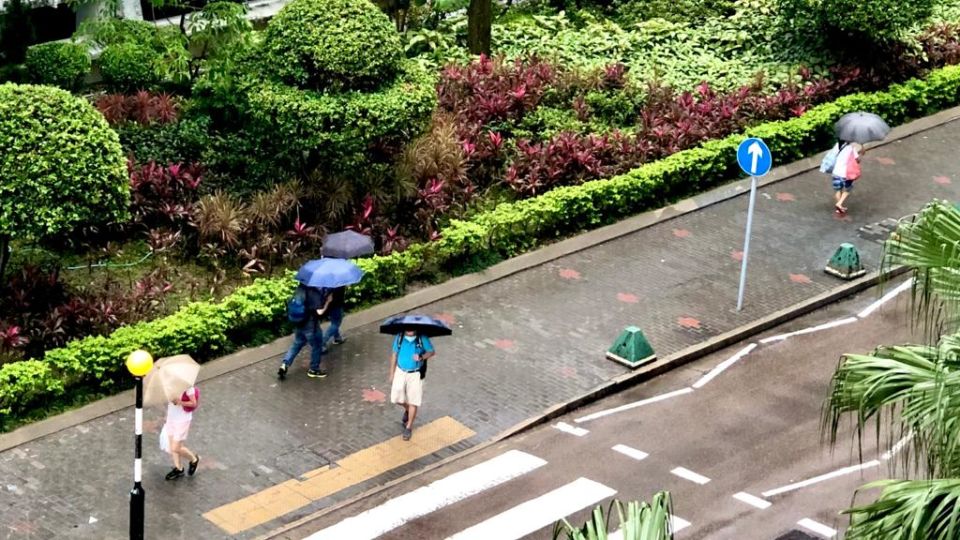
2, 121, 959, 540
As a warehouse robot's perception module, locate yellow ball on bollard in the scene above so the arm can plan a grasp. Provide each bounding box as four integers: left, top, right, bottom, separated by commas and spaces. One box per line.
125, 350, 154, 377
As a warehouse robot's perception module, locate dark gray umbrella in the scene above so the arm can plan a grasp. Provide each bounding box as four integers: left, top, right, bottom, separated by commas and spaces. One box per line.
835, 112, 890, 144
321, 230, 375, 259
379, 315, 452, 337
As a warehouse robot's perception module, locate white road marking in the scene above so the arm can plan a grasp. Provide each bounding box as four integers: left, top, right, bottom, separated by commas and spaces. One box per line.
881, 432, 914, 460
857, 278, 914, 318
607, 515, 690, 540
446, 477, 616, 540
670, 515, 692, 532
797, 518, 838, 538
305, 450, 547, 540
670, 467, 711, 485
732, 491, 771, 509
759, 317, 858, 344
574, 388, 694, 423
554, 422, 589, 437
692, 343, 757, 389
761, 460, 880, 497
611, 444, 648, 461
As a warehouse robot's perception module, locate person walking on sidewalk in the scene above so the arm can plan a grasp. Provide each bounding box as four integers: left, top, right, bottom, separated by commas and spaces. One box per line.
278, 285, 329, 379
160, 386, 200, 480
389, 330, 435, 441
829, 140, 864, 214
321, 286, 348, 352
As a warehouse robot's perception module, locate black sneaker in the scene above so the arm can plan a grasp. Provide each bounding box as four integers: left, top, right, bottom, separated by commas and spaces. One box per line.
307, 369, 327, 378
277, 364, 288, 380
401, 410, 409, 426
165, 467, 185, 481
333, 337, 346, 345
402, 427, 412, 441
188, 456, 200, 476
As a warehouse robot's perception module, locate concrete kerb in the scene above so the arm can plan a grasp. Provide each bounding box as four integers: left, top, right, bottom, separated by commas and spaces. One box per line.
1, 106, 956, 454
261, 265, 909, 540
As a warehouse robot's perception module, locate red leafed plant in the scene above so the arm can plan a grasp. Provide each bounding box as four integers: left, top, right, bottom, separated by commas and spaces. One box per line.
0, 324, 28, 354
94, 91, 181, 126
129, 160, 203, 226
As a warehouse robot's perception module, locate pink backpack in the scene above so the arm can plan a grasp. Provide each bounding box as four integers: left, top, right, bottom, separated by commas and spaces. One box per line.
181, 387, 199, 413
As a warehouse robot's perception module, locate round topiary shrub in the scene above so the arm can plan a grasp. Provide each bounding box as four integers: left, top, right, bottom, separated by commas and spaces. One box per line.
99, 42, 161, 92
24, 42, 91, 91
261, 0, 404, 90
0, 84, 129, 245
247, 60, 436, 174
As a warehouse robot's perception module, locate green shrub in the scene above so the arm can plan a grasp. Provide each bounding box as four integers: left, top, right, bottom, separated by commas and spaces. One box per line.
7, 63, 960, 429
247, 60, 437, 175
76, 18, 166, 48
118, 115, 213, 164
24, 42, 91, 91
614, 0, 735, 23
261, 0, 404, 90
0, 83, 129, 241
99, 42, 162, 92
779, 0, 937, 44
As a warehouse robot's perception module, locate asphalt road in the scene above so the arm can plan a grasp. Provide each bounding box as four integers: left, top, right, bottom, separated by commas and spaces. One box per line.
277, 280, 919, 540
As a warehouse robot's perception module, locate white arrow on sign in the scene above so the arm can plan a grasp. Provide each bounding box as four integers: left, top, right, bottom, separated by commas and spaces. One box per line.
748, 141, 763, 174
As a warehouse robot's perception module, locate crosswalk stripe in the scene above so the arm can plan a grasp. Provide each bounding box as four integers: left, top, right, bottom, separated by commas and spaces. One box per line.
670, 467, 711, 485
305, 450, 547, 540
445, 477, 616, 540
732, 492, 771, 509
554, 422, 589, 437
797, 518, 837, 538
611, 444, 648, 461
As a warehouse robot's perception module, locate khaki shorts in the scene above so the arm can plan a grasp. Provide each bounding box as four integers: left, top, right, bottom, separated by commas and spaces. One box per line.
391, 368, 423, 407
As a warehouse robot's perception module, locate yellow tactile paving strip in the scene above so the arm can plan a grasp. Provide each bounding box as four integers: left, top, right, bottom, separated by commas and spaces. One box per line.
203, 416, 475, 534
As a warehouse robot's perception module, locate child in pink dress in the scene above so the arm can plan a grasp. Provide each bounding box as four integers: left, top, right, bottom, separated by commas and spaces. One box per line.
160, 386, 201, 480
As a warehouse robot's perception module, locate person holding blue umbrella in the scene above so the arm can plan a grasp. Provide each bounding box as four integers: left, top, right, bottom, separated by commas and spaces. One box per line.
278, 258, 364, 380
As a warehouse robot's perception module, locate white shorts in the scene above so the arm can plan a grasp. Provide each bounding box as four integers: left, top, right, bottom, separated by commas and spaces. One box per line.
390, 368, 423, 407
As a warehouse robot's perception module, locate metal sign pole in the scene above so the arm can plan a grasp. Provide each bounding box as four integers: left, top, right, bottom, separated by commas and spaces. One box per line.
736, 176, 758, 311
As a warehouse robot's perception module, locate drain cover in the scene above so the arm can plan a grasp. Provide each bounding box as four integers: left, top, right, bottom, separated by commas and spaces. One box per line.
858, 217, 900, 244
774, 531, 818, 540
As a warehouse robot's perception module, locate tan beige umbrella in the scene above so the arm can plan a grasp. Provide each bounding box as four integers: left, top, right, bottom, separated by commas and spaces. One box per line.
143, 354, 200, 407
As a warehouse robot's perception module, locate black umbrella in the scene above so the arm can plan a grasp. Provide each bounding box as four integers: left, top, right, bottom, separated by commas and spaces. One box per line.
322, 230, 375, 259
835, 112, 890, 144
379, 314, 453, 337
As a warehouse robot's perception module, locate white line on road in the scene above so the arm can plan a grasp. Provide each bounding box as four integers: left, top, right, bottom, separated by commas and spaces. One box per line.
554, 422, 589, 437
574, 388, 694, 424
611, 444, 648, 461
882, 432, 914, 461
445, 477, 616, 540
670, 467, 711, 485
797, 518, 838, 538
759, 317, 859, 344
761, 460, 880, 497
857, 278, 914, 319
305, 450, 547, 540
732, 491, 771, 509
692, 343, 757, 389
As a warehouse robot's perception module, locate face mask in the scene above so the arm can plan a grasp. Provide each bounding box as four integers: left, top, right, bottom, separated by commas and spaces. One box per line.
404, 335, 416, 342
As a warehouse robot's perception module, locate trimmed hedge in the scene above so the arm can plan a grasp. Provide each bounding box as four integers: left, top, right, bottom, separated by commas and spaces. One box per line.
99, 42, 161, 92
4, 64, 960, 427
24, 42, 91, 91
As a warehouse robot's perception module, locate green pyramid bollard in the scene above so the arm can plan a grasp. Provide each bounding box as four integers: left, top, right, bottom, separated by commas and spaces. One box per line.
606, 326, 656, 368
824, 243, 866, 280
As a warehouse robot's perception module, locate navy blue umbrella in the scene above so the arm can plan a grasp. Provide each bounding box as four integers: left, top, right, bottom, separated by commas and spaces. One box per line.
322, 230, 375, 259
295, 258, 364, 288
379, 314, 453, 337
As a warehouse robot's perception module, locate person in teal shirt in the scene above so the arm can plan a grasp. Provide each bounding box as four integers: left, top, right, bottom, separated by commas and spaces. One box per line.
389, 330, 435, 441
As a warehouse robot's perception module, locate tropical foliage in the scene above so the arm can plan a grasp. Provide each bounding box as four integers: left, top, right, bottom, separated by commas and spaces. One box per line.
553, 495, 675, 540
826, 200, 960, 539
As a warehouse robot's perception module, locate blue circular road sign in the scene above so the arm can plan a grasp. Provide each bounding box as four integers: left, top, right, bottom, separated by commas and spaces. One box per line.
736, 137, 772, 177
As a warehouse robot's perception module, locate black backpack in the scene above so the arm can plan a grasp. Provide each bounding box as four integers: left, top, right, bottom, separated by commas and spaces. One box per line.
395, 334, 429, 380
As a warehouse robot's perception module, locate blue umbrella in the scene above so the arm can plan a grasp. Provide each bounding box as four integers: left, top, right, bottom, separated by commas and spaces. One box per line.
295, 258, 364, 288
322, 230, 375, 259
379, 314, 453, 337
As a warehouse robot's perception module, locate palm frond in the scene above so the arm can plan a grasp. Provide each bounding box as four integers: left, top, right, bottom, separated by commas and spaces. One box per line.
552, 494, 674, 540
883, 200, 960, 336
844, 479, 960, 540
825, 335, 960, 478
